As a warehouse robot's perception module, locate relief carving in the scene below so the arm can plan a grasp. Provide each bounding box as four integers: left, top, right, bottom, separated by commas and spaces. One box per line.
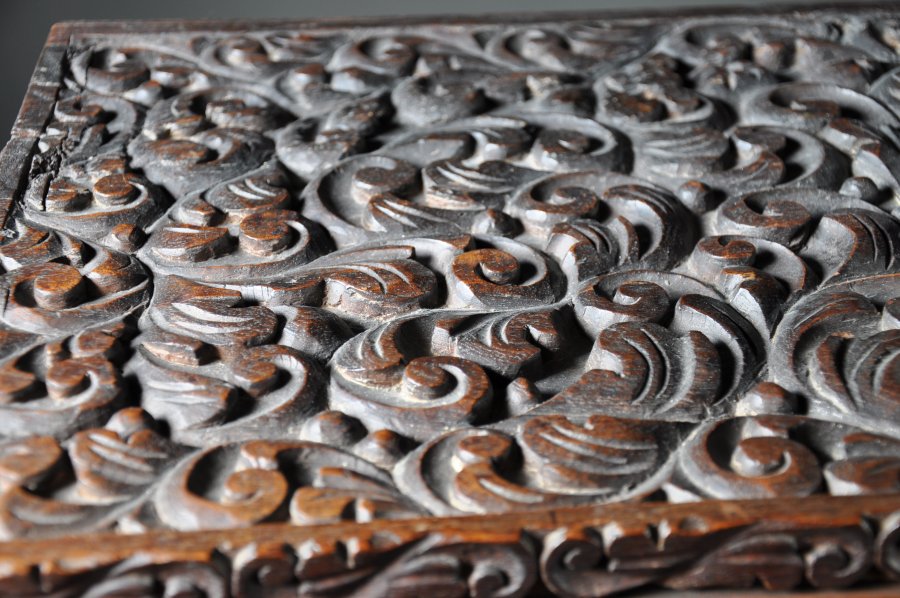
1, 5, 899, 596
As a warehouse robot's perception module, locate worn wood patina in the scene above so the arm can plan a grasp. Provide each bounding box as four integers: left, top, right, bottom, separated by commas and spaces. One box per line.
0, 4, 899, 596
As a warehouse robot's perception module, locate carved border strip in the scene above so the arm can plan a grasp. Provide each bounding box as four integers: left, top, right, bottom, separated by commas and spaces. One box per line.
0, 495, 897, 597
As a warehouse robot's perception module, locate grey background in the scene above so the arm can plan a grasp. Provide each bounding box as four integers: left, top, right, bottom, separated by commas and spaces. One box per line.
0, 0, 869, 145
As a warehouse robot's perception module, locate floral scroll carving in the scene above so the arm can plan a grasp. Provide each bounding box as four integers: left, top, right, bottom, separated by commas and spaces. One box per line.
1, 5, 900, 596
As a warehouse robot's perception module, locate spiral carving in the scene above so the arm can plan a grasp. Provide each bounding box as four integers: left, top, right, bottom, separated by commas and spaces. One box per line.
2, 6, 900, 596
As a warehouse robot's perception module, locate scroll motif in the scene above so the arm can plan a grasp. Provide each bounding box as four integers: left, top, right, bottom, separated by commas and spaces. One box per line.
1, 5, 900, 596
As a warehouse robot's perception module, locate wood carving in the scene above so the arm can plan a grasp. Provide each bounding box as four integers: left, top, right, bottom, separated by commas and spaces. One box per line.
0, 4, 899, 596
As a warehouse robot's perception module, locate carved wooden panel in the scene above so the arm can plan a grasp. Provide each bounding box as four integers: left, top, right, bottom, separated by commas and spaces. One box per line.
1, 4, 899, 596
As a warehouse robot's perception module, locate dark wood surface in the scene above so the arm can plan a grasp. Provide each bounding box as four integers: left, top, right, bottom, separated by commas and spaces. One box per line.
0, 4, 899, 596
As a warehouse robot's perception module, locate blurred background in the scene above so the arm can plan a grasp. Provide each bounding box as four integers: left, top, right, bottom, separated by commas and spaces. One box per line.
0, 0, 864, 144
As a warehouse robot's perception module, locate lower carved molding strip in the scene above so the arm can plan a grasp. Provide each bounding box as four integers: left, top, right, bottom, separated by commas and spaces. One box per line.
0, 496, 897, 597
